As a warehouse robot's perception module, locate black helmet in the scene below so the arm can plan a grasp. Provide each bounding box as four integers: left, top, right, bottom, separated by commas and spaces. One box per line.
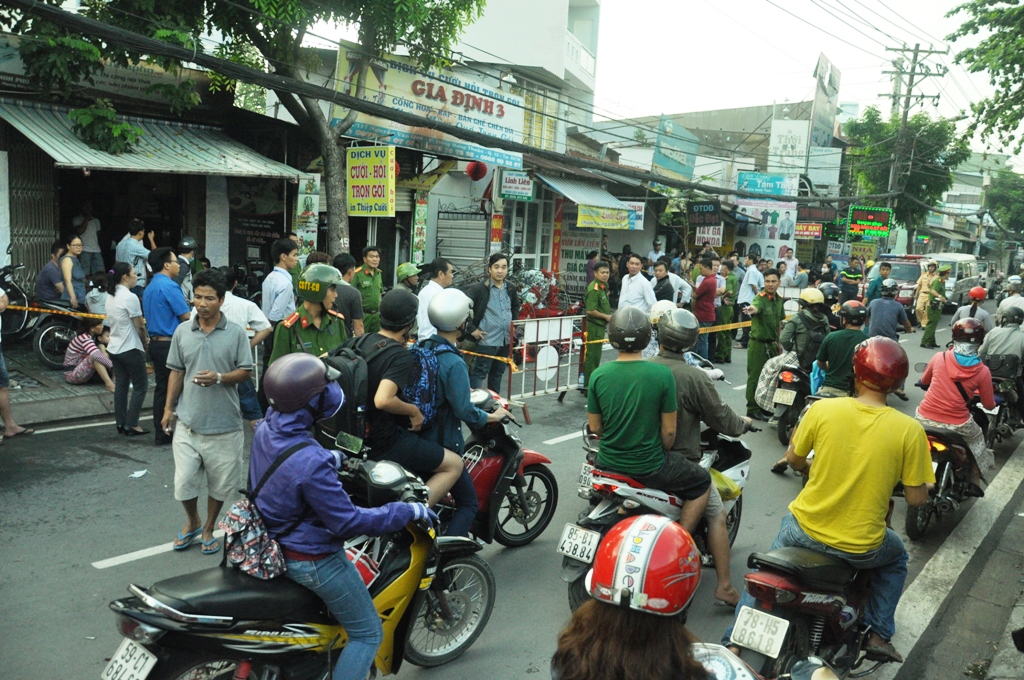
608, 306, 652, 352
658, 309, 700, 354
839, 300, 868, 326
379, 288, 419, 330
1003, 307, 1024, 326
880, 278, 898, 298
177, 236, 198, 254
817, 282, 839, 304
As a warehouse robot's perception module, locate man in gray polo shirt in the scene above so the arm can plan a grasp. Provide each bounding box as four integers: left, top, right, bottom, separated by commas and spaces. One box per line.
163, 268, 253, 555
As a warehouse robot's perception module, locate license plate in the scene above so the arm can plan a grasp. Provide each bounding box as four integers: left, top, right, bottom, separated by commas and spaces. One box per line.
101, 638, 157, 680
556, 523, 601, 563
774, 388, 797, 406
730, 605, 790, 659
578, 463, 594, 488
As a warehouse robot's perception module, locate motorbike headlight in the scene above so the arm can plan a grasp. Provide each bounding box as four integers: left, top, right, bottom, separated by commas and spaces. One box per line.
368, 461, 405, 485
116, 615, 165, 644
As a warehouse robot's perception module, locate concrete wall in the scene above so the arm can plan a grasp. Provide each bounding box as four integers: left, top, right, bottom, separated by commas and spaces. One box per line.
456, 0, 569, 82
205, 176, 230, 266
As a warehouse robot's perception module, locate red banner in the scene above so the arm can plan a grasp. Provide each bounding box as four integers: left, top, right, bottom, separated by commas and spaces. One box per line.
795, 222, 823, 240
551, 198, 564, 273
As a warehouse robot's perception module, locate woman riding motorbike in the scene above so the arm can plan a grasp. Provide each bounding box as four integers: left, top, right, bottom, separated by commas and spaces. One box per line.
250, 353, 436, 680
916, 317, 996, 498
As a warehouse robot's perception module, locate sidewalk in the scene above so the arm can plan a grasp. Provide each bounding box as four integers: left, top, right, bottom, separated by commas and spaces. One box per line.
987, 513, 1024, 679
3, 342, 154, 427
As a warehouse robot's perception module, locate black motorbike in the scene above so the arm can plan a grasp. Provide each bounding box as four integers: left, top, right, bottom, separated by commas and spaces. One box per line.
772, 364, 812, 445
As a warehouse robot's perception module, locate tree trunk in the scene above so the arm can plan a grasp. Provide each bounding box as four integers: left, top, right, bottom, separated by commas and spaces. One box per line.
906, 225, 916, 254
322, 138, 349, 255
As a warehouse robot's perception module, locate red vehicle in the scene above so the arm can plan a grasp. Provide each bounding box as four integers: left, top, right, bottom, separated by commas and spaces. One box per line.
867, 255, 927, 322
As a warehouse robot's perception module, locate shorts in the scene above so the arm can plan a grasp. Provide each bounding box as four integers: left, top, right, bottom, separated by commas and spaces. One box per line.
704, 482, 724, 521
0, 349, 9, 389
370, 430, 446, 480
172, 425, 245, 502
635, 450, 712, 502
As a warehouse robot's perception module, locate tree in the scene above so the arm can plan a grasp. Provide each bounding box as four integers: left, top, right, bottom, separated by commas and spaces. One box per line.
1, 0, 485, 254
947, 1, 1024, 153
843, 106, 970, 252
985, 170, 1024, 269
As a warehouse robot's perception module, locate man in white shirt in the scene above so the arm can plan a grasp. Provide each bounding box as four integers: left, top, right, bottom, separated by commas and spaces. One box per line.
417, 257, 454, 339
72, 200, 104, 275
736, 258, 765, 349
647, 239, 665, 275
115, 219, 156, 293
779, 245, 799, 277
619, 253, 656, 313
261, 238, 298, 323
667, 270, 692, 306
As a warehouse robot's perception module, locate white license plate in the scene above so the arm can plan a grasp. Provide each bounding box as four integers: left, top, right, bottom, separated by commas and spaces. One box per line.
774, 388, 797, 406
101, 638, 157, 680
556, 523, 602, 563
578, 463, 594, 488
730, 605, 790, 659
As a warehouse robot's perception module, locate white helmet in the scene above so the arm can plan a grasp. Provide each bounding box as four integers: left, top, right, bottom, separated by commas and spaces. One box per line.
649, 300, 677, 324
427, 288, 473, 331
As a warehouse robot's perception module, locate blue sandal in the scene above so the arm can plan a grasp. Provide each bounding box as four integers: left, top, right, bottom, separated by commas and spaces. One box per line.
173, 527, 202, 551
201, 537, 221, 555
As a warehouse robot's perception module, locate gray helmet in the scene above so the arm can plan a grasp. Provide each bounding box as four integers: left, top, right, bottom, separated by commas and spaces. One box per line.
608, 306, 652, 352
1011, 282, 1023, 294
264, 353, 326, 413
379, 288, 419, 330
658, 309, 700, 354
1003, 307, 1024, 326
428, 288, 473, 331
177, 236, 198, 254
881, 278, 898, 298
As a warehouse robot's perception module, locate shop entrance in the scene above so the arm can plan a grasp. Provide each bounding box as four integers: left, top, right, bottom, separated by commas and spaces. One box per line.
505, 185, 556, 272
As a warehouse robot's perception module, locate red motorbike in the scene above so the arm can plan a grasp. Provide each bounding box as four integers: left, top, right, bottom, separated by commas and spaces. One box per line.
438, 388, 559, 546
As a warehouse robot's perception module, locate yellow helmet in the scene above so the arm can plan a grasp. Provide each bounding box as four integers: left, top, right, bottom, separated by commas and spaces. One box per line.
865, 259, 875, 269
799, 288, 825, 306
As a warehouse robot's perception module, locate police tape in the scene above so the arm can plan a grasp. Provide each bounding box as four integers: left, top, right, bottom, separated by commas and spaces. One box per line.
461, 349, 520, 373
7, 304, 107, 321
582, 319, 753, 344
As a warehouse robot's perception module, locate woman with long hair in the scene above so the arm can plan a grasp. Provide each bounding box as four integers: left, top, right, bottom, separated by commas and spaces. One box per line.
63, 317, 114, 390
59, 234, 87, 308
105, 262, 149, 436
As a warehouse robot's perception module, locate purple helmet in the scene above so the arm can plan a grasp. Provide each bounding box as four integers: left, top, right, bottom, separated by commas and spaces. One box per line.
265, 353, 331, 413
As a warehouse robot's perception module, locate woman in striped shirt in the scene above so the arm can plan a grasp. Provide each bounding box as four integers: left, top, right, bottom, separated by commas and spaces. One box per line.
63, 319, 114, 390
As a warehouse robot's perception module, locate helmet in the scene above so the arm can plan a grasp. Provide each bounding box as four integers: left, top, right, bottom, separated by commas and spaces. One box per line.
379, 288, 419, 330
853, 337, 909, 394
587, 515, 701, 617
817, 282, 839, 304
608, 306, 652, 352
1009, 275, 1022, 285
1002, 307, 1024, 326
799, 288, 825, 306
649, 300, 677, 324
658, 309, 700, 354
865, 259, 875, 270
265, 353, 332, 413
952, 317, 986, 344
969, 286, 987, 301
839, 300, 868, 325
177, 236, 198, 254
1011, 282, 1023, 294
881, 278, 898, 298
396, 262, 420, 281
927, 260, 938, 269
428, 288, 473, 331
297, 263, 343, 304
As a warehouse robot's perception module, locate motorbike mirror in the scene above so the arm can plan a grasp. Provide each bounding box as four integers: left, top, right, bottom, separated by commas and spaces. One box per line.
914, 362, 928, 372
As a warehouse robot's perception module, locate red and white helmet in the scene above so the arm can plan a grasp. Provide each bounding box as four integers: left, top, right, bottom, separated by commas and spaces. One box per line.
586, 515, 701, 616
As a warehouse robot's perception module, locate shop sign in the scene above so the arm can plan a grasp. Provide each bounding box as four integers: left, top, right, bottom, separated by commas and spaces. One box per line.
559, 226, 602, 295
500, 171, 534, 201
652, 115, 698, 180
347, 147, 396, 217
624, 201, 646, 231
330, 39, 524, 168
827, 241, 845, 255
847, 206, 893, 239
695, 225, 724, 248
412, 192, 429, 264
915, 234, 931, 244
490, 214, 504, 253
686, 200, 721, 226
767, 119, 809, 174
578, 205, 629, 230
294, 174, 321, 265
737, 172, 799, 197
949, 239, 962, 249
797, 205, 837, 222
795, 222, 822, 240
850, 243, 876, 264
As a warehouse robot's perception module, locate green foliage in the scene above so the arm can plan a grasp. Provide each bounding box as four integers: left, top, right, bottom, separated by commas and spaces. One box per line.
986, 170, 1024, 236
67, 98, 144, 154
632, 129, 651, 148
15, 24, 103, 99
843, 106, 971, 227
948, 1, 1024, 152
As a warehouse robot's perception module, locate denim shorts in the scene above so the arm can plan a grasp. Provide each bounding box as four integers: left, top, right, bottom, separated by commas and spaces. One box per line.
370, 429, 445, 479
0, 348, 10, 389
635, 451, 712, 501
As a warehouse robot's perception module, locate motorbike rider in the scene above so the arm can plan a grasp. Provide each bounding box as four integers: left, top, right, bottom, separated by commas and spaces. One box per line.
551, 515, 709, 680
588, 307, 711, 532
817, 281, 842, 330
951, 286, 994, 331
416, 288, 512, 536
816, 300, 869, 398
251, 353, 436, 680
725, 337, 935, 664
997, 278, 1024, 321
917, 318, 997, 497
979, 306, 1024, 422
653, 308, 750, 607
780, 288, 831, 372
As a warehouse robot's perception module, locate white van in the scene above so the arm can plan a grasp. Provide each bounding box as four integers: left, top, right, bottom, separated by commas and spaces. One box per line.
926, 253, 980, 307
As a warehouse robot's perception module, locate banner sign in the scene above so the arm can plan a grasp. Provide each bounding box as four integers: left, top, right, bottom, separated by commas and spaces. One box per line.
294, 174, 321, 264
737, 172, 799, 197
686, 199, 721, 226
347, 147, 396, 217
412, 192, 428, 264
827, 240, 845, 255
490, 214, 504, 253
653, 115, 699, 180
500, 170, 534, 201
696, 225, 724, 248
795, 222, 823, 240
850, 242, 877, 264
847, 205, 894, 239
797, 205, 837, 222
624, 201, 646, 231
767, 119, 810, 174
552, 199, 564, 275
578, 205, 630, 230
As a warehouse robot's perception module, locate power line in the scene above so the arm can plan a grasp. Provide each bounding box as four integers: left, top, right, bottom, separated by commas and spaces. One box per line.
805, 0, 890, 49
871, 0, 948, 47
762, 0, 887, 59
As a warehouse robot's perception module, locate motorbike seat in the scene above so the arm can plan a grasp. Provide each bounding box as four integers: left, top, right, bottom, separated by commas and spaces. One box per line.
748, 546, 856, 593
589, 468, 648, 489
923, 427, 971, 452
147, 567, 330, 622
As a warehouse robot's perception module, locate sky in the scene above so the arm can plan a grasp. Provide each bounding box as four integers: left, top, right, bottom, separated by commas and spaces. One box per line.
593, 0, 996, 148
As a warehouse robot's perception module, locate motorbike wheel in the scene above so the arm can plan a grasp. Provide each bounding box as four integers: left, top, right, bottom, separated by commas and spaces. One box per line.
777, 405, 799, 446
726, 495, 743, 546
33, 317, 76, 370
149, 654, 254, 679
405, 554, 496, 667
568, 574, 589, 612
759, 617, 809, 678
905, 503, 933, 540
493, 465, 559, 547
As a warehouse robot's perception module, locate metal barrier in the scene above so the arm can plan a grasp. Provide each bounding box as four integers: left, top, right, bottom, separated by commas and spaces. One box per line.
507, 315, 586, 401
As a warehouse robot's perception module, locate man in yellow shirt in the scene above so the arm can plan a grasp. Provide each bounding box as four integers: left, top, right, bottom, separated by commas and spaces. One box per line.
725, 337, 934, 664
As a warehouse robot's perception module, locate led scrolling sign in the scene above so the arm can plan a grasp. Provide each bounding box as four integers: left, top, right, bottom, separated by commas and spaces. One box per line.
846, 206, 894, 239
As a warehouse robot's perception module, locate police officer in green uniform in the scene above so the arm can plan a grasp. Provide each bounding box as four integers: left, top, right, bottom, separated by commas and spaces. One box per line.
269, 263, 348, 365
743, 267, 785, 419
584, 261, 613, 390
921, 264, 950, 348
353, 246, 383, 334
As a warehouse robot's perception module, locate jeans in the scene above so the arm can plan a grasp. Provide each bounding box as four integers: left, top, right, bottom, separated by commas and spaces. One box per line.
78, 251, 104, 277
696, 321, 713, 359
723, 512, 908, 644
445, 467, 479, 538
109, 349, 148, 429
149, 340, 172, 442
470, 345, 509, 393
236, 378, 263, 421
285, 552, 383, 680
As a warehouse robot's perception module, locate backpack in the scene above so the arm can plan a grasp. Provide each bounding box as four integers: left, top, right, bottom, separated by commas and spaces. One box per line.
218, 443, 310, 580
796, 312, 829, 370
404, 337, 458, 430
321, 334, 404, 443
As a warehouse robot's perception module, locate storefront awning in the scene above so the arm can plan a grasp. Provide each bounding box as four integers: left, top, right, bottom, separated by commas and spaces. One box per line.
0, 99, 301, 179
536, 173, 631, 229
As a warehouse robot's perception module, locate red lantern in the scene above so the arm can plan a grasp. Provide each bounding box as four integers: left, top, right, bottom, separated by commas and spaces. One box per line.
466, 161, 488, 181
393, 161, 401, 177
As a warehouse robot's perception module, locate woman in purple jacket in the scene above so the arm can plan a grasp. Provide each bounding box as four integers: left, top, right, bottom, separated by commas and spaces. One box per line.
252, 353, 435, 680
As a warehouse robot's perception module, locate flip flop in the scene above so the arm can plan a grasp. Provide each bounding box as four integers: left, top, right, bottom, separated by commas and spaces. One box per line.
201, 537, 221, 555
4, 428, 34, 440
173, 527, 202, 551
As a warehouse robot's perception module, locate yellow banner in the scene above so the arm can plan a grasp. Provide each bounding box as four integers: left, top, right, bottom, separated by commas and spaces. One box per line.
578, 204, 629, 230
347, 147, 396, 217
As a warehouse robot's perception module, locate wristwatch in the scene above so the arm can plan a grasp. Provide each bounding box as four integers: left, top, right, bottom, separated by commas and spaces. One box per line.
216, 373, 222, 385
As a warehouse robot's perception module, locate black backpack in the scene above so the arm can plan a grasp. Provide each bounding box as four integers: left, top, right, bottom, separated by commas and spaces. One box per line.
320, 334, 404, 447
797, 312, 829, 370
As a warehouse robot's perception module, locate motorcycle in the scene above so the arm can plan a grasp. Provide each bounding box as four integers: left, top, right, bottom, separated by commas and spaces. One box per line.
439, 388, 558, 547
101, 457, 496, 680
561, 423, 753, 611
772, 364, 812, 446
980, 357, 1023, 450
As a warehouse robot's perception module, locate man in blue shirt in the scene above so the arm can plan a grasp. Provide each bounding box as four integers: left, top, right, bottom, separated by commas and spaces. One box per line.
143, 247, 191, 445
115, 218, 156, 295
259, 238, 299, 408
865, 262, 891, 304
467, 253, 519, 392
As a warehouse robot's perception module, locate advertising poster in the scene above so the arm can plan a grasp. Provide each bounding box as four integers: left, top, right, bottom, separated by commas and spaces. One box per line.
227, 178, 286, 264
490, 214, 505, 254
810, 53, 843, 149
412, 192, 429, 265
795, 222, 823, 240
294, 174, 320, 266
652, 115, 699, 180
559, 223, 602, 295
624, 201, 646, 231
733, 198, 797, 262
347, 146, 396, 217
767, 119, 810, 175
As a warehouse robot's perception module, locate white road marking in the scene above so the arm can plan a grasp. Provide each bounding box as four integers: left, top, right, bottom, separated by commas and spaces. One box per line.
92, 530, 226, 569
33, 420, 117, 435
543, 432, 581, 446
899, 339, 908, 344
873, 443, 1024, 679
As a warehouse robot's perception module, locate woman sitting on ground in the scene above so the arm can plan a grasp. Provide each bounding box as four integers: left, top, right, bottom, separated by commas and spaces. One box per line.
63, 318, 115, 391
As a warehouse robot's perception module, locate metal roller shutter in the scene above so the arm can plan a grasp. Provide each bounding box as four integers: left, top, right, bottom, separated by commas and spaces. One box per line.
436, 211, 489, 270
7, 126, 56, 286
395, 189, 413, 212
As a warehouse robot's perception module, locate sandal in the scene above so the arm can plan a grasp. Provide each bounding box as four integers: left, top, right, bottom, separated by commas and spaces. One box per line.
201, 537, 221, 555
173, 527, 202, 551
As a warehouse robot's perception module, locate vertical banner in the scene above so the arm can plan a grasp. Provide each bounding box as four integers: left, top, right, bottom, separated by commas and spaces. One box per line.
412, 192, 428, 265
551, 198, 564, 274
624, 201, 646, 231
227, 177, 286, 265
490, 214, 504, 254
294, 174, 321, 266
347, 146, 396, 217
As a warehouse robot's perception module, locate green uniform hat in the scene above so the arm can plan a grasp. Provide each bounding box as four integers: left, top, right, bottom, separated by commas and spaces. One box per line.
938, 264, 952, 273
297, 263, 343, 303
396, 262, 420, 280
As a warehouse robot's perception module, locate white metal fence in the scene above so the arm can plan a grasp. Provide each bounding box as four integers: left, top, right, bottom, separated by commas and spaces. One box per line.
507, 315, 586, 400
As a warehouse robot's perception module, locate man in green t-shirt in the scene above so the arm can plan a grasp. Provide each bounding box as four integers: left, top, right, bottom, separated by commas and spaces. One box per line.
816, 300, 869, 396
587, 307, 711, 531
921, 265, 949, 348
583, 261, 612, 390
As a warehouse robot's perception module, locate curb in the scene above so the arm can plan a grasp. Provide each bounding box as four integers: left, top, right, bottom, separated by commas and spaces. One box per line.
13, 390, 154, 428
987, 591, 1024, 679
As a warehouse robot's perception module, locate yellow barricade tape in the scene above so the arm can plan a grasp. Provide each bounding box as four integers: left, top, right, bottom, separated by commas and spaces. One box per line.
582, 319, 753, 344
7, 304, 107, 321
462, 349, 520, 373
